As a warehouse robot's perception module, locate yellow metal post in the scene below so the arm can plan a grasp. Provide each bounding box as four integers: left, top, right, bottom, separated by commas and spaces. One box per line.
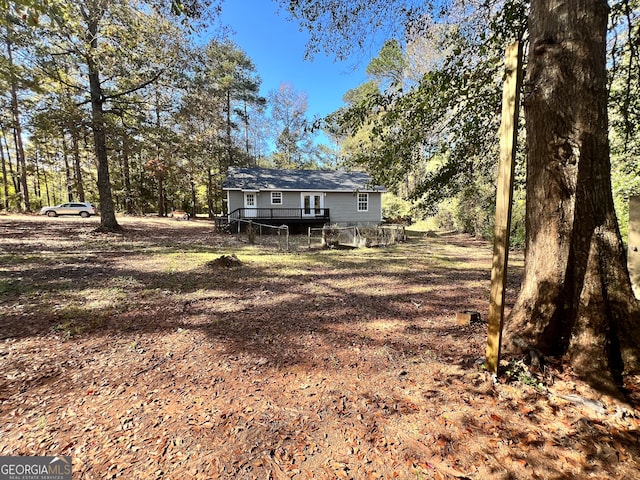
486, 42, 523, 374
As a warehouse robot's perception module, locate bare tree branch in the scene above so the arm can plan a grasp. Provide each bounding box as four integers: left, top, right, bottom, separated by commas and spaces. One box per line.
103, 70, 165, 101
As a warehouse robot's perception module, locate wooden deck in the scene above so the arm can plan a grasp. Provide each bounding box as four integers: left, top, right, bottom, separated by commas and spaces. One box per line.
227, 208, 330, 227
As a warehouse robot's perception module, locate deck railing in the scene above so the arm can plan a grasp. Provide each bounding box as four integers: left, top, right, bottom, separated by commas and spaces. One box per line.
228, 207, 330, 223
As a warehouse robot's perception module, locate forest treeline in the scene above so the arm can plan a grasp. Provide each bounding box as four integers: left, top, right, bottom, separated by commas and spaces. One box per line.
0, 0, 336, 221
1, 0, 638, 242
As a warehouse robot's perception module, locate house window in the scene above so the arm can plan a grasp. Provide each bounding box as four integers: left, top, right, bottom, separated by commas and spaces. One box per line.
271, 192, 282, 205
357, 193, 369, 212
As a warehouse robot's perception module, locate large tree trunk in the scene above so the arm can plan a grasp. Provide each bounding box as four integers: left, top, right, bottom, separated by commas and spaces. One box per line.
85, 14, 121, 232
505, 0, 640, 396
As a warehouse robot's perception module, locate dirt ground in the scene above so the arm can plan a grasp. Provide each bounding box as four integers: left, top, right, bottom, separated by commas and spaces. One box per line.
1, 214, 639, 479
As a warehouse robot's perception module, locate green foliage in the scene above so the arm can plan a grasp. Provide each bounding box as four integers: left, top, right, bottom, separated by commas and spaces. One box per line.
324, 2, 527, 227
3, 0, 637, 233
454, 183, 495, 239
281, 0, 431, 61
268, 82, 321, 169
311, 0, 634, 257
504, 359, 545, 392
365, 39, 406, 92
510, 191, 526, 249
608, 0, 640, 158
382, 193, 412, 222
0, 0, 279, 217
608, 1, 640, 244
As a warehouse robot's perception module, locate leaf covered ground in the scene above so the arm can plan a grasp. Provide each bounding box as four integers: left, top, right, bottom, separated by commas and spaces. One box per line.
1, 214, 639, 479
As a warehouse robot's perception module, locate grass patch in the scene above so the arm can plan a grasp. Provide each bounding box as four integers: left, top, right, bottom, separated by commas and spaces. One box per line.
52, 306, 110, 338
0, 279, 26, 295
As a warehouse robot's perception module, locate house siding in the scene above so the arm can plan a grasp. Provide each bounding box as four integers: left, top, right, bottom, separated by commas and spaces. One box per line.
325, 192, 382, 225
224, 168, 386, 226
227, 189, 383, 225
264, 192, 301, 209
227, 190, 245, 211
228, 191, 305, 210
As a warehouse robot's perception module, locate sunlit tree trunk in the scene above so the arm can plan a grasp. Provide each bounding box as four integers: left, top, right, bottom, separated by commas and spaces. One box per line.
505, 0, 640, 396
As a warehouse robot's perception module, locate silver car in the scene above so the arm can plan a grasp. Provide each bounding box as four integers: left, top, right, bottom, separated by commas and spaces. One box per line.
39, 202, 97, 218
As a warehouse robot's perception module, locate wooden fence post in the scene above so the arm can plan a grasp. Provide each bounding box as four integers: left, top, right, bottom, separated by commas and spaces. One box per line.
486, 42, 523, 375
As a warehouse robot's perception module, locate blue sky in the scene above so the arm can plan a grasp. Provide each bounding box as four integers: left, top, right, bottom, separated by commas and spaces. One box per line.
218, 0, 373, 121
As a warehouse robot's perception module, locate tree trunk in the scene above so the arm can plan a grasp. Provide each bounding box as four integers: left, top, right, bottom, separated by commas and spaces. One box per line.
1, 127, 19, 195
157, 172, 165, 217
243, 99, 250, 155
207, 168, 215, 219
122, 131, 133, 214
226, 90, 233, 165
62, 134, 73, 201
190, 177, 197, 218
1, 137, 9, 210
5, 24, 29, 212
71, 125, 86, 202
33, 150, 40, 199
85, 14, 121, 232
504, 0, 640, 396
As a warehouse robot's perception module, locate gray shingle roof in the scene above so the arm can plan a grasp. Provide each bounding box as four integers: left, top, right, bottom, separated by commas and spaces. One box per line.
222, 167, 385, 192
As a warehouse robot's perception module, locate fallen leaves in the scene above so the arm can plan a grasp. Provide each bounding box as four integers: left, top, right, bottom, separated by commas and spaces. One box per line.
1, 216, 639, 479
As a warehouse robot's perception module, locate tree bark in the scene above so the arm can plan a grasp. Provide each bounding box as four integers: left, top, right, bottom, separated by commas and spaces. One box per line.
226, 90, 234, 165
190, 177, 197, 218
243, 99, 250, 154
1, 136, 9, 210
207, 168, 215, 218
85, 11, 121, 231
62, 134, 73, 201
5, 24, 29, 212
122, 130, 134, 214
33, 150, 40, 199
1, 128, 19, 195
71, 125, 86, 203
505, 0, 640, 396
157, 172, 165, 217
